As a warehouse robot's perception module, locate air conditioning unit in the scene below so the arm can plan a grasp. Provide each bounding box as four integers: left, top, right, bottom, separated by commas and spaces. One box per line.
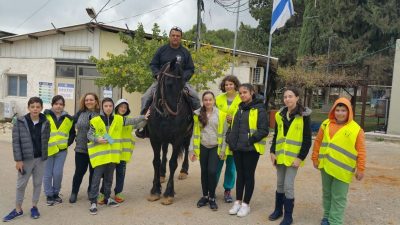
251, 67, 264, 85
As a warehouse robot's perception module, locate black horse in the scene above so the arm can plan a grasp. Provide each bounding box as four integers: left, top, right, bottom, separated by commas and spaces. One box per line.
147, 58, 193, 205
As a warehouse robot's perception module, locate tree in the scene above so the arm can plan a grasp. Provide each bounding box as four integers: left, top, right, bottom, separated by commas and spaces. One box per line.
189, 44, 232, 91
91, 23, 232, 93
183, 23, 234, 48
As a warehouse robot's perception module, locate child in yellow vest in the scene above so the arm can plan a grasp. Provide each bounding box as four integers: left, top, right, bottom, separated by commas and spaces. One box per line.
43, 95, 75, 206
269, 87, 312, 225
215, 75, 241, 203
97, 99, 143, 204
226, 83, 269, 217
87, 98, 148, 215
189, 91, 228, 211
312, 97, 366, 225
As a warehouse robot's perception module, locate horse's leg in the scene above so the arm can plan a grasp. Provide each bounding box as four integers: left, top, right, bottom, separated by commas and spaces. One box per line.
178, 138, 190, 180
160, 143, 168, 183
161, 145, 180, 205
148, 139, 162, 202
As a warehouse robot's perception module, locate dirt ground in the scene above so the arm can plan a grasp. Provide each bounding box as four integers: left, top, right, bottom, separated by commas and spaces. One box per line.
0, 130, 399, 225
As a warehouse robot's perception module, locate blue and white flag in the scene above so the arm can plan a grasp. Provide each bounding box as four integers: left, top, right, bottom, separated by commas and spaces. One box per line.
270, 0, 294, 34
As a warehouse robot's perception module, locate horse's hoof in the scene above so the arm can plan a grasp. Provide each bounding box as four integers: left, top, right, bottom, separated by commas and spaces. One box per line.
160, 176, 166, 183
147, 194, 161, 202
161, 197, 174, 205
178, 172, 188, 180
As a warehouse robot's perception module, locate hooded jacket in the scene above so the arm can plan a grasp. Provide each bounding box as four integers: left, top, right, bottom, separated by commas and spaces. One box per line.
114, 99, 131, 116
87, 99, 146, 143
227, 97, 269, 152
311, 97, 366, 173
270, 106, 312, 160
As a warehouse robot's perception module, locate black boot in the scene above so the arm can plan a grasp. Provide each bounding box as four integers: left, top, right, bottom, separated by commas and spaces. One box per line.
69, 192, 77, 203
197, 196, 209, 208
135, 125, 149, 139
209, 198, 218, 211
269, 191, 285, 221
279, 198, 294, 225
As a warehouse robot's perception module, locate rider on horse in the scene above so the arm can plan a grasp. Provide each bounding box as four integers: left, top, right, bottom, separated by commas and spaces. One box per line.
137, 26, 201, 138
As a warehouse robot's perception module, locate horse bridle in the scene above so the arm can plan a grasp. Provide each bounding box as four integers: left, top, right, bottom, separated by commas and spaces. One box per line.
153, 64, 183, 117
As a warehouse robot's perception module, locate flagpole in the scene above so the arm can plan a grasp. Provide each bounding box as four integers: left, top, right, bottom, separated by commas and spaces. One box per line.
263, 32, 273, 104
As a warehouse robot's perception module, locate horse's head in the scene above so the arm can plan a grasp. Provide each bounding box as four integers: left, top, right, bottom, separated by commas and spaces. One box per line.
155, 58, 185, 116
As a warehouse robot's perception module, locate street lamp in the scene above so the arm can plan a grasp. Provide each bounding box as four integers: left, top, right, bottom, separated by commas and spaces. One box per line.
86, 7, 98, 22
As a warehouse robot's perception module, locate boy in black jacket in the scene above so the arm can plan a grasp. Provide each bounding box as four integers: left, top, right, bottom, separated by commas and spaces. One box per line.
3, 97, 50, 222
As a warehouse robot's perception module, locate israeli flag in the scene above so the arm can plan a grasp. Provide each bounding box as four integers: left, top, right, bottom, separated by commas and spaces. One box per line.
270, 0, 294, 34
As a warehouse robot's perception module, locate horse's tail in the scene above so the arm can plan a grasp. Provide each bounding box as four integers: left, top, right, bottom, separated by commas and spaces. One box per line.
178, 135, 190, 160
178, 145, 185, 160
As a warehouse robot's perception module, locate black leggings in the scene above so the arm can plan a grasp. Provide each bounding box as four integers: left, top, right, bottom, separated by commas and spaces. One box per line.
199, 145, 219, 198
71, 152, 94, 194
233, 150, 260, 204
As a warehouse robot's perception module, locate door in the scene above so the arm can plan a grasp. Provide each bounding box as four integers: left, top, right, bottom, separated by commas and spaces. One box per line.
75, 77, 121, 113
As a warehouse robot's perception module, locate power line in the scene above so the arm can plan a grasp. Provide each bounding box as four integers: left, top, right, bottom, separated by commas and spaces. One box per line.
145, 0, 184, 28
224, 6, 249, 13
102, 0, 126, 13
213, 0, 249, 13
104, 0, 186, 24
13, 0, 54, 32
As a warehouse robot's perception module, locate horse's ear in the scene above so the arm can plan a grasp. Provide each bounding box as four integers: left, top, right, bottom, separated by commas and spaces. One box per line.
170, 57, 177, 70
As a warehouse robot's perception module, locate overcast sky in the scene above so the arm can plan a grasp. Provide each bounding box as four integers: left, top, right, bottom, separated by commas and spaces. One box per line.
0, 0, 259, 35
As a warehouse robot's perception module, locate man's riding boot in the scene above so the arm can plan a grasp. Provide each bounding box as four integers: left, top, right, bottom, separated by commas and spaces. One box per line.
137, 102, 151, 139
135, 125, 149, 139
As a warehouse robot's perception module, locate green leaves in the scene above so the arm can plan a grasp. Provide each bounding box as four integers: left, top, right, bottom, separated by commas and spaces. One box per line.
189, 45, 232, 91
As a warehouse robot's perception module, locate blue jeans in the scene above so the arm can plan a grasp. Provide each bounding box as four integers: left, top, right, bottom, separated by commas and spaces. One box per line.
43, 150, 67, 197
216, 155, 236, 191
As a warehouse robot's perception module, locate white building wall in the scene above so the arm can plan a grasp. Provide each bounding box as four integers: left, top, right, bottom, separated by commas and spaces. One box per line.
0, 29, 100, 59
0, 58, 55, 117
387, 39, 400, 134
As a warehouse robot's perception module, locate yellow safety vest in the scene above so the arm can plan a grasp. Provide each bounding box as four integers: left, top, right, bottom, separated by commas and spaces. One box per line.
216, 93, 241, 156
120, 117, 135, 163
231, 108, 267, 155
275, 112, 305, 166
216, 93, 241, 116
88, 115, 123, 168
46, 114, 73, 157
192, 110, 227, 159
318, 119, 360, 183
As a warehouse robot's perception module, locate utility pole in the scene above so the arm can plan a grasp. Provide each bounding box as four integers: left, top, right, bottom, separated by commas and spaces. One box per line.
196, 0, 202, 51
230, 0, 240, 74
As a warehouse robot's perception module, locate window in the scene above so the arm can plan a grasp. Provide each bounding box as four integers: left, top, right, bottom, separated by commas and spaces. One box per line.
78, 66, 100, 76
56, 64, 76, 77
7, 75, 27, 97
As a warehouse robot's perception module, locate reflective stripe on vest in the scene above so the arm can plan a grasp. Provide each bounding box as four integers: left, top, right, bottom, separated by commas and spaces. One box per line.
193, 111, 227, 159
249, 109, 267, 155
318, 119, 360, 183
88, 115, 123, 168
275, 112, 304, 166
120, 124, 135, 163
46, 114, 73, 157
216, 93, 241, 156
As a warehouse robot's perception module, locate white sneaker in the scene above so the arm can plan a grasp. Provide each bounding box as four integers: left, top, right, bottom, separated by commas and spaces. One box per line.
237, 203, 250, 217
229, 201, 241, 215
